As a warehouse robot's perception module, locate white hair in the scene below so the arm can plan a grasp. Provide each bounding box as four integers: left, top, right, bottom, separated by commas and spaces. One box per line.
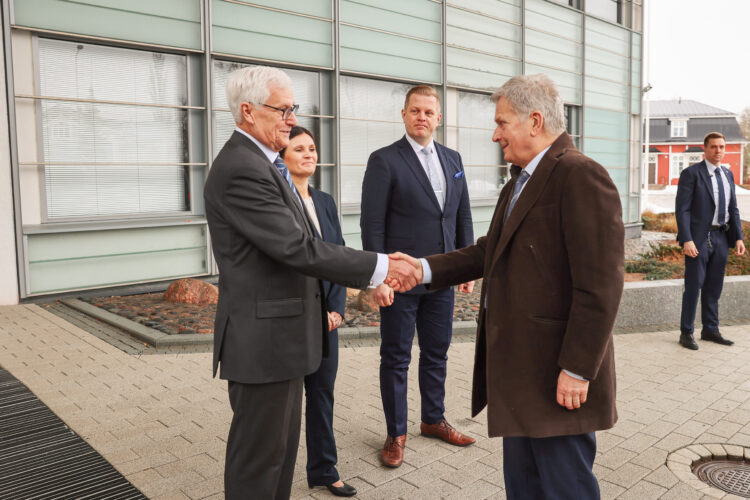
225, 66, 293, 124
491, 74, 566, 135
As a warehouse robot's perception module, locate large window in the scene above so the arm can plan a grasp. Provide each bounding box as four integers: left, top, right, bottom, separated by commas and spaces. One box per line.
339, 76, 412, 207
670, 153, 687, 179
566, 105, 582, 148
211, 61, 335, 193
456, 91, 505, 202
38, 39, 191, 219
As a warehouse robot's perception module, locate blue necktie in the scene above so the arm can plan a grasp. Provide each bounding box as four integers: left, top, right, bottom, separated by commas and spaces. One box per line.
505, 170, 530, 221
274, 156, 301, 203
715, 167, 726, 225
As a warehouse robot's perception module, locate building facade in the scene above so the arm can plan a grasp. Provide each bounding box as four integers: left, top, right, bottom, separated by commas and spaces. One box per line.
0, 0, 644, 303
647, 99, 745, 186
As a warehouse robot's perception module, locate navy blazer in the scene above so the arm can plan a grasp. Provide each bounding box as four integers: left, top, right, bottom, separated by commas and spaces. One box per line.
676, 160, 744, 248
309, 187, 346, 317
360, 136, 474, 294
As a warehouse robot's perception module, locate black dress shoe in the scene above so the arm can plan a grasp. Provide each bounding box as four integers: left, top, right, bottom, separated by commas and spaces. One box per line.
679, 334, 699, 350
701, 330, 734, 345
326, 482, 357, 497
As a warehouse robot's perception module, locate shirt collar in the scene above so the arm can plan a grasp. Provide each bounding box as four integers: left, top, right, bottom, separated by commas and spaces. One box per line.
521, 145, 552, 178
235, 126, 278, 164
705, 159, 721, 173
404, 134, 435, 155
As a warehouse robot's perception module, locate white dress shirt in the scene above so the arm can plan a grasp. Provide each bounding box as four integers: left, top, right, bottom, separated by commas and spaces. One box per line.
404, 134, 447, 206
704, 159, 731, 226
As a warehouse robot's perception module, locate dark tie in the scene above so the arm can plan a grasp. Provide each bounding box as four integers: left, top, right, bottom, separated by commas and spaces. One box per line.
274, 156, 301, 203
505, 169, 530, 221
715, 167, 726, 225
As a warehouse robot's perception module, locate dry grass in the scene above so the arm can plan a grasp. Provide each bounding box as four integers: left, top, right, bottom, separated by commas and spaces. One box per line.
641, 210, 678, 233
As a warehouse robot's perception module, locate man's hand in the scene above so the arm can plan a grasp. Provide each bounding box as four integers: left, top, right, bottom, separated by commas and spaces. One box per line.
556, 370, 589, 410
683, 241, 698, 258
369, 283, 394, 307
457, 281, 475, 294
386, 252, 423, 292
327, 311, 343, 332
737, 240, 746, 256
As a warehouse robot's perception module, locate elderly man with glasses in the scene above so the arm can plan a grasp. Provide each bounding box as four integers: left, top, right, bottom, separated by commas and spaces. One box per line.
204, 66, 421, 499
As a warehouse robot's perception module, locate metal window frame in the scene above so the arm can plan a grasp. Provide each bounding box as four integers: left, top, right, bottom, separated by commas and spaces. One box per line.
30, 34, 197, 224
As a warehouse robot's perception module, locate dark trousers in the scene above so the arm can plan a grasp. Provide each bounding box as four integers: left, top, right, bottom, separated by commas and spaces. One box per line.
379, 287, 454, 437
680, 230, 729, 335
225, 377, 303, 500
304, 328, 339, 487
503, 433, 600, 500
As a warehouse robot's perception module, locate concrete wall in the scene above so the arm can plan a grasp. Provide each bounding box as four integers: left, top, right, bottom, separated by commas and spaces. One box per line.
0, 30, 19, 305
616, 276, 750, 330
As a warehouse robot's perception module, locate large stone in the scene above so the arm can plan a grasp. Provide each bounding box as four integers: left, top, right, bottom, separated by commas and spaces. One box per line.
164, 279, 218, 305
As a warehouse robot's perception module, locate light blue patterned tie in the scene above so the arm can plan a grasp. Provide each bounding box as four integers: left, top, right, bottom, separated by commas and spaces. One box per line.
505, 169, 530, 221
274, 156, 301, 203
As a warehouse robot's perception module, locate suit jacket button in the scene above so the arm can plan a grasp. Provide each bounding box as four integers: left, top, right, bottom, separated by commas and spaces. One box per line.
441, 217, 446, 222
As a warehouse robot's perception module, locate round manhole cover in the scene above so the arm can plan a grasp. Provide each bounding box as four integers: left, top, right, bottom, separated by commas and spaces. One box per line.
693, 459, 750, 497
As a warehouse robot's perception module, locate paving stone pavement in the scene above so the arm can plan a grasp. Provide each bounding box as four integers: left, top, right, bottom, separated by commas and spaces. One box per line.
1, 303, 750, 499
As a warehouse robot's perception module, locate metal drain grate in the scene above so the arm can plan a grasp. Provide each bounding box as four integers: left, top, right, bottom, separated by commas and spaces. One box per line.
0, 365, 146, 499
693, 459, 750, 497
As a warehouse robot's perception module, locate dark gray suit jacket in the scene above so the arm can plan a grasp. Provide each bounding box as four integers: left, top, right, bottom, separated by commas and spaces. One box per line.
205, 131, 377, 384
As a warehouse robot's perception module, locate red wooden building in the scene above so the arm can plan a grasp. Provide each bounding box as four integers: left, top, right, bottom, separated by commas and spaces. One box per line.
646, 100, 745, 186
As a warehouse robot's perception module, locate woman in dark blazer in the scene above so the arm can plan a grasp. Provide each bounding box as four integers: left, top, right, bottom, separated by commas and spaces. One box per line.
280, 126, 355, 498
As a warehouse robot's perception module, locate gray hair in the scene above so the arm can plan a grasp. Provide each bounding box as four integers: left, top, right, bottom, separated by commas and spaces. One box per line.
491, 74, 566, 135
225, 66, 293, 123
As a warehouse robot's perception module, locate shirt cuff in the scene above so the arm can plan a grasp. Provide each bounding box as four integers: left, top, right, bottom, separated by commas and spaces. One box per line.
563, 369, 587, 381
369, 253, 389, 288
420, 258, 433, 284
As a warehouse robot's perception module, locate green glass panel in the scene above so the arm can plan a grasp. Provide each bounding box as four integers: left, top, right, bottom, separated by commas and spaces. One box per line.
585, 17, 630, 54
27, 225, 208, 294
631, 89, 641, 114
525, 0, 583, 41
447, 6, 521, 58
586, 47, 629, 82
340, 26, 441, 82
524, 63, 581, 105
583, 139, 628, 168
632, 32, 642, 58
629, 195, 640, 223
13, 0, 201, 49
583, 107, 629, 140
447, 47, 520, 90
212, 1, 332, 67
341, 0, 441, 41
449, 0, 522, 24
584, 76, 629, 111
603, 168, 628, 192
230, 0, 332, 18
525, 29, 582, 73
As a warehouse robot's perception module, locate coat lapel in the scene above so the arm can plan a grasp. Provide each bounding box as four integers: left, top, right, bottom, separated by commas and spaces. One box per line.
488, 133, 574, 272
308, 188, 325, 239
696, 161, 715, 209
397, 136, 443, 213
232, 131, 316, 237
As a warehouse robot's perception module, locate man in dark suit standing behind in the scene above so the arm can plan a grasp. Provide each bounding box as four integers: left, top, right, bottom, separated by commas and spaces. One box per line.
361, 85, 475, 468
204, 66, 419, 499
395, 74, 624, 499
676, 132, 745, 350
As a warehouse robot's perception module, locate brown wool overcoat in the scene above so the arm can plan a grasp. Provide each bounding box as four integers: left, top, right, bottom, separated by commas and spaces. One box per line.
426, 133, 624, 438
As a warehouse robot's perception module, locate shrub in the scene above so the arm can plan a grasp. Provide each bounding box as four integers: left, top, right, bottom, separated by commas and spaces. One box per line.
641, 210, 678, 233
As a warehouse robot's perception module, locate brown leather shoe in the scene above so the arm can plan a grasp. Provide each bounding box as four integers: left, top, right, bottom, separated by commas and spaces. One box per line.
420, 419, 476, 446
380, 434, 406, 468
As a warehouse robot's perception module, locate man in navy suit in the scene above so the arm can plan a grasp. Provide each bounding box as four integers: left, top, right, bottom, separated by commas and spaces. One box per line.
361, 85, 475, 468
676, 132, 745, 350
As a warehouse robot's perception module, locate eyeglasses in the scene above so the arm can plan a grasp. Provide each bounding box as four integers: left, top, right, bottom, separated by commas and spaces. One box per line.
259, 103, 299, 120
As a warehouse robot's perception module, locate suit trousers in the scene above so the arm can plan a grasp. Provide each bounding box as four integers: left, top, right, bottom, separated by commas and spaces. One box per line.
379, 287, 454, 437
304, 328, 340, 487
225, 377, 303, 500
680, 230, 729, 335
503, 433, 599, 500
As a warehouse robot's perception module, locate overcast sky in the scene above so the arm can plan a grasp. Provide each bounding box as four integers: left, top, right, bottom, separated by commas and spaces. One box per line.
646, 0, 750, 114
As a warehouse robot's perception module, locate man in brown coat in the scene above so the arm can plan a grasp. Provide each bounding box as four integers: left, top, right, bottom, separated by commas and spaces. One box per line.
396, 74, 624, 499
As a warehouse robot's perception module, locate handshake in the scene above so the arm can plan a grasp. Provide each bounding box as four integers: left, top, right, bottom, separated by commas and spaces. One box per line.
367, 252, 422, 308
